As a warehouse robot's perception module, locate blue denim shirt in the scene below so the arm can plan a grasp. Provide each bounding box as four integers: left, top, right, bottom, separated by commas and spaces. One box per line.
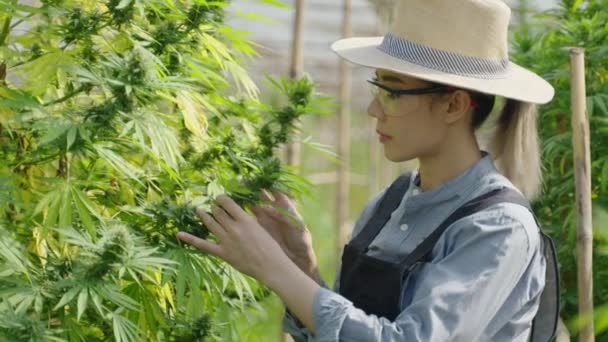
283, 154, 546, 341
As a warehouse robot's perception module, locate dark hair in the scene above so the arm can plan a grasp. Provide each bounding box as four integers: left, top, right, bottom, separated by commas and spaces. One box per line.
430, 86, 542, 199
470, 92, 496, 129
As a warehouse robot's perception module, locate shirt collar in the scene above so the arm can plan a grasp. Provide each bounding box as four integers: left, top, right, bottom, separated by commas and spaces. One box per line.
406, 151, 497, 208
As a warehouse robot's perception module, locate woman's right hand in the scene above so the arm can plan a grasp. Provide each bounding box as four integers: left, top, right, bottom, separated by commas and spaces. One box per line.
250, 190, 319, 279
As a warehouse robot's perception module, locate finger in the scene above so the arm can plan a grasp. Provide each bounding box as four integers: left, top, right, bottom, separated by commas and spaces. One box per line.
272, 191, 294, 209
196, 208, 227, 239
260, 189, 274, 203
263, 205, 286, 220
177, 232, 224, 257
215, 195, 248, 221
250, 205, 266, 219
212, 205, 236, 231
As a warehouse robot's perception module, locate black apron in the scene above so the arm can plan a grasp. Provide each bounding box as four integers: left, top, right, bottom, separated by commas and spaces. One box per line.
338, 173, 560, 342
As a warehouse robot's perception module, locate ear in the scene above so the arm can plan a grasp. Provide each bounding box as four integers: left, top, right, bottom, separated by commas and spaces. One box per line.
445, 90, 473, 124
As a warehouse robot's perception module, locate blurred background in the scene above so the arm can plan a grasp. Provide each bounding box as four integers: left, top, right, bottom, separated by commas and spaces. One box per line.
220, 1, 594, 341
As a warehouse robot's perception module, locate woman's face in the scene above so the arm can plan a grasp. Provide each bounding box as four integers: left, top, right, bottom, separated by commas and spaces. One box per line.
368, 69, 450, 162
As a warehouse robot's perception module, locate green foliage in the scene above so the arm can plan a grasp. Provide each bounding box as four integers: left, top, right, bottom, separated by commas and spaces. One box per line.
511, 0, 608, 338
0, 0, 327, 340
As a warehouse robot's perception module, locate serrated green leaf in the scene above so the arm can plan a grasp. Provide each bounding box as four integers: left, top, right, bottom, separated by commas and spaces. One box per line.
111, 310, 139, 342
594, 95, 608, 117
95, 284, 140, 311
72, 188, 98, 237
38, 121, 71, 146
93, 144, 143, 184
257, 0, 289, 9
67, 126, 77, 150
0, 1, 46, 14
571, 0, 584, 12
58, 185, 73, 228
53, 286, 81, 310
90, 290, 105, 316
0, 234, 28, 275
0, 87, 42, 109
15, 295, 35, 315
77, 288, 88, 321
45, 189, 62, 227
34, 293, 43, 314
116, 0, 133, 10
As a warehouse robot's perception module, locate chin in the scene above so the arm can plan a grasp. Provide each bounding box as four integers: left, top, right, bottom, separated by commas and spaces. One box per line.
383, 148, 417, 163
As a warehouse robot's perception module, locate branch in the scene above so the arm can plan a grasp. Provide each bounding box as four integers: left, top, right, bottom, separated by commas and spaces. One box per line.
43, 85, 90, 107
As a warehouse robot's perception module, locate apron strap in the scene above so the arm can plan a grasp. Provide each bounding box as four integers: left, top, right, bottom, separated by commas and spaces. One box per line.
348, 172, 412, 252
398, 187, 530, 266
398, 187, 559, 342
530, 230, 560, 342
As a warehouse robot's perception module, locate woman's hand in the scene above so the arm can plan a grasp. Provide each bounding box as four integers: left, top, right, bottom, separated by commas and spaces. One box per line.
249, 190, 320, 280
176, 195, 291, 285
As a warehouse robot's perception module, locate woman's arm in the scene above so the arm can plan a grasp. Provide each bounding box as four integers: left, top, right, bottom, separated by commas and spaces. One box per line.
277, 204, 542, 342
267, 259, 321, 334
282, 189, 386, 339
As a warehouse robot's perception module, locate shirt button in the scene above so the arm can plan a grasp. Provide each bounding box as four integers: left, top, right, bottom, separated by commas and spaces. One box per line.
412, 189, 420, 196
400, 224, 409, 231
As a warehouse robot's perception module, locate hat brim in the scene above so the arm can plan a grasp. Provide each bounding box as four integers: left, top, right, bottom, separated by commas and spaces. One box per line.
331, 37, 554, 104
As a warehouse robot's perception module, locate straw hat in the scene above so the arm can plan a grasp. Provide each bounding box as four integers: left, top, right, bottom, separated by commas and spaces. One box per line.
331, 0, 554, 104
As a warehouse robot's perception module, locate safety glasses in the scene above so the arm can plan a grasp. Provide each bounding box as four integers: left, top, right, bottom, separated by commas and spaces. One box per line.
367, 79, 450, 116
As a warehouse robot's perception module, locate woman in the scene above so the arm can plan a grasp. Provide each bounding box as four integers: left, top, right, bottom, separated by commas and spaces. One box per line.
177, 0, 557, 341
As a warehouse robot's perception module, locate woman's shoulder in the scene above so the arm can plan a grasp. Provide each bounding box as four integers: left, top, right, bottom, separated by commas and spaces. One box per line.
443, 170, 541, 256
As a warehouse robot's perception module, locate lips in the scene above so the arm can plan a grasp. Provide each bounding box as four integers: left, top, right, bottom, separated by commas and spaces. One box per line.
376, 130, 392, 139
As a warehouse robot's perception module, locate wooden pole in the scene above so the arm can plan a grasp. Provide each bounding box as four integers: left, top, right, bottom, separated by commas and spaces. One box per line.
284, 0, 306, 169
368, 118, 380, 194
336, 0, 352, 257
282, 4, 307, 341
368, 2, 390, 195
570, 47, 595, 342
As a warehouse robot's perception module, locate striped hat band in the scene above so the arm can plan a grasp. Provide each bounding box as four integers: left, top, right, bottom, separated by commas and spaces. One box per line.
378, 32, 511, 80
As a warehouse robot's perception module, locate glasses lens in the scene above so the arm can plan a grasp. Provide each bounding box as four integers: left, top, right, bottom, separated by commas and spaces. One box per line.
369, 84, 401, 116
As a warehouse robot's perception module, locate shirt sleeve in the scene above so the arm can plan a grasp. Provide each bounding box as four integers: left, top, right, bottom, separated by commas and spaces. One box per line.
282, 278, 330, 342
311, 204, 536, 342
281, 189, 387, 340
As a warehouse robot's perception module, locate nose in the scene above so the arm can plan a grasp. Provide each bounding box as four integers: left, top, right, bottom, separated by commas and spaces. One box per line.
367, 97, 385, 120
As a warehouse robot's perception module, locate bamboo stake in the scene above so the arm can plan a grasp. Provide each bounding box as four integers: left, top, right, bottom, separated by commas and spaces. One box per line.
557, 316, 572, 342
369, 3, 390, 195
281, 3, 307, 341
570, 47, 594, 342
336, 0, 353, 258
368, 119, 381, 194
284, 0, 306, 169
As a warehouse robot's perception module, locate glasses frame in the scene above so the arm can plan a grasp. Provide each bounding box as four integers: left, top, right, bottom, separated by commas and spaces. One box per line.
367, 79, 451, 96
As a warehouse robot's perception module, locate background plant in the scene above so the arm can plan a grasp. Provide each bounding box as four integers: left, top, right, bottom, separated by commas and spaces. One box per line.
0, 0, 328, 340
511, 0, 608, 338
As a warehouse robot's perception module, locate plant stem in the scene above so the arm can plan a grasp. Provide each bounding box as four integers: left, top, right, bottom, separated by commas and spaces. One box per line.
9, 13, 35, 30
43, 86, 89, 107
0, 15, 12, 47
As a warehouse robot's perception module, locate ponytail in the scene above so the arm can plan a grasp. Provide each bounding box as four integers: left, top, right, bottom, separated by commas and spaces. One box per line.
488, 100, 542, 200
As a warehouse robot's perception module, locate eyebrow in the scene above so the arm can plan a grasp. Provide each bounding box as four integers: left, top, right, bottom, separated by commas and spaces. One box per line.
374, 72, 406, 85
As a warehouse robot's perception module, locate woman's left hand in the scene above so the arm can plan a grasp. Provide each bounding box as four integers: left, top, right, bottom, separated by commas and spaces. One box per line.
176, 194, 290, 285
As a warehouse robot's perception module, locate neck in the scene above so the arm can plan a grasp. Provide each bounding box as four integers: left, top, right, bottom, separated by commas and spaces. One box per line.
417, 134, 482, 192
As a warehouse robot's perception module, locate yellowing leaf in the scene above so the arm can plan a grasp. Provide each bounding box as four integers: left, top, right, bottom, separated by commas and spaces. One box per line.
16, 50, 71, 96
176, 90, 207, 137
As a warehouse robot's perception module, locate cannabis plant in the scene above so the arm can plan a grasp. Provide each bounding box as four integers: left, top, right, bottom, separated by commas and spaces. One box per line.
0, 0, 327, 340
511, 0, 608, 338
